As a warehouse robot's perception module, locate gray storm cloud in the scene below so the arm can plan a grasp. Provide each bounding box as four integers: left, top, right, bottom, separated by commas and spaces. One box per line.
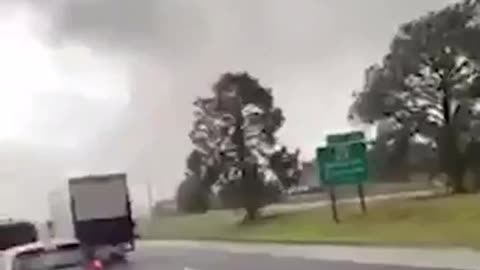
39, 0, 457, 196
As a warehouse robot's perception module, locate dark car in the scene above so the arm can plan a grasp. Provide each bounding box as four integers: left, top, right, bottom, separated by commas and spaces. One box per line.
0, 220, 37, 251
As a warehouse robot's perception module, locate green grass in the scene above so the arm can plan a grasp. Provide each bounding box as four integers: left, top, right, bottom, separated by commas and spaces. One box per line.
143, 194, 480, 248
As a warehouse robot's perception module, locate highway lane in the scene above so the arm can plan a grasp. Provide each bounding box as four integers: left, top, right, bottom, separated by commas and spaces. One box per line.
125, 244, 457, 270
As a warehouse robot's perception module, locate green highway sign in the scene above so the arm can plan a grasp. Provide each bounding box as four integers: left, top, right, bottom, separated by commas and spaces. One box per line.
316, 131, 368, 185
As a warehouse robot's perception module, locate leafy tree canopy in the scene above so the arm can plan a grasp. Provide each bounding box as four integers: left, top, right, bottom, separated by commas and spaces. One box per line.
178, 72, 301, 218
349, 0, 480, 191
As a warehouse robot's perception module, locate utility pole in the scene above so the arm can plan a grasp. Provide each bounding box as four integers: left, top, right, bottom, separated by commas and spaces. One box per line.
146, 181, 154, 217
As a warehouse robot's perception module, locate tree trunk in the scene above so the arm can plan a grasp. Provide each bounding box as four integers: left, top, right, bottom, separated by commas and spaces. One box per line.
232, 97, 261, 222
442, 125, 466, 193
440, 91, 466, 193
241, 163, 263, 222
451, 172, 466, 193
244, 206, 258, 221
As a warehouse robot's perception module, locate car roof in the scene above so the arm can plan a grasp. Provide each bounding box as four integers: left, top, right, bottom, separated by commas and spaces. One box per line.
49, 238, 79, 246
1, 239, 79, 258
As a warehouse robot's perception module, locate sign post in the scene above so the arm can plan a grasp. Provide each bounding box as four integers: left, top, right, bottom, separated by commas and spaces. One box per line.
328, 185, 339, 223
358, 184, 367, 214
316, 131, 369, 223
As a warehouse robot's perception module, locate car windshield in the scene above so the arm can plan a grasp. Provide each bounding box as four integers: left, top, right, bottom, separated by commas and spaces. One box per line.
13, 245, 84, 270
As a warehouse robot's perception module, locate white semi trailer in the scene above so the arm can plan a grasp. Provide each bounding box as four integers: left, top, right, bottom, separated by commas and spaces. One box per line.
48, 173, 135, 263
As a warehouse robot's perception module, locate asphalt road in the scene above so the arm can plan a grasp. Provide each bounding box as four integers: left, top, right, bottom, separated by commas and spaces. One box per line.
124, 244, 457, 270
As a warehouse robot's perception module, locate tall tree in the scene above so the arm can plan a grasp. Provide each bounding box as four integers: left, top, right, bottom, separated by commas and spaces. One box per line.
181, 72, 300, 220
349, 0, 480, 192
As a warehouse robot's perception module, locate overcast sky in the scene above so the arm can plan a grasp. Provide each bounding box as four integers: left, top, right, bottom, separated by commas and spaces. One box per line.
0, 0, 457, 220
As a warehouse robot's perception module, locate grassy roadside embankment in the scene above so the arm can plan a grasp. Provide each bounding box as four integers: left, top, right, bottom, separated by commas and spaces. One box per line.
142, 194, 480, 248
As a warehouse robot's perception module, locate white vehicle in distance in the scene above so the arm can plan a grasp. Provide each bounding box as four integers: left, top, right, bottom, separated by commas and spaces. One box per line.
0, 239, 103, 270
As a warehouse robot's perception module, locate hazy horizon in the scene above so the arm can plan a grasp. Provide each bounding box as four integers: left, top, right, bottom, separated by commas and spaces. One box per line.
0, 0, 456, 220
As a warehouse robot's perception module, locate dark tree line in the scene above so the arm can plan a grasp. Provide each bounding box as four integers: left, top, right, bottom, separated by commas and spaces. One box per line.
349, 0, 480, 192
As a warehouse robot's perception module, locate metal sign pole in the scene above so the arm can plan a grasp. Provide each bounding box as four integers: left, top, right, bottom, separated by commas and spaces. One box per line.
357, 183, 367, 214
147, 181, 154, 217
329, 185, 339, 223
